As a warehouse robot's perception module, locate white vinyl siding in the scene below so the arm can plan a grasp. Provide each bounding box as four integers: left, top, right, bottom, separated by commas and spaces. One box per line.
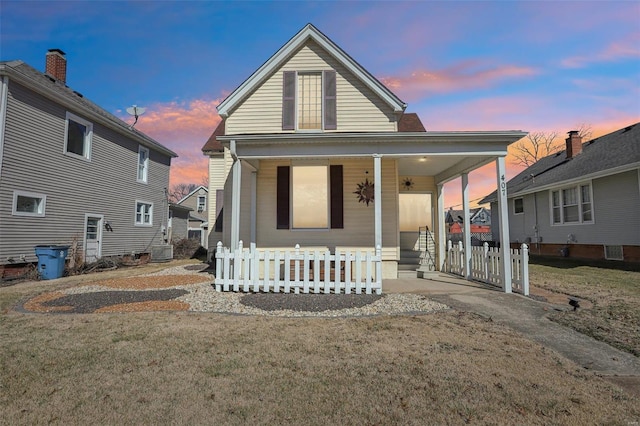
226, 40, 397, 135
64, 111, 92, 160
12, 190, 46, 217
137, 145, 149, 183
551, 182, 593, 225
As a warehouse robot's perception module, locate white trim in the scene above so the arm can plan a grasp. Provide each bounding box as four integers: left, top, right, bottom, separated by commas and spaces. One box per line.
374, 154, 382, 251
137, 145, 149, 183
461, 173, 471, 279
176, 185, 208, 204
437, 184, 446, 271
549, 181, 594, 226
217, 24, 406, 118
12, 190, 46, 217
134, 200, 153, 226
513, 197, 524, 215
0, 76, 8, 178
64, 111, 92, 161
496, 157, 512, 293
83, 213, 104, 262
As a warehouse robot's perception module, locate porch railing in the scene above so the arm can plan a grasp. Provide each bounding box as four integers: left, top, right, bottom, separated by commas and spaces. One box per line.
446, 241, 529, 295
214, 241, 383, 295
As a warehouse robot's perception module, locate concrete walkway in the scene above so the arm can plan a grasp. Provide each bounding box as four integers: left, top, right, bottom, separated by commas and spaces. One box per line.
384, 274, 640, 396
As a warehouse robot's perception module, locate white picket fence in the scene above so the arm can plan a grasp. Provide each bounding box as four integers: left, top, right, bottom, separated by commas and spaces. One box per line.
214, 241, 383, 295
447, 241, 529, 295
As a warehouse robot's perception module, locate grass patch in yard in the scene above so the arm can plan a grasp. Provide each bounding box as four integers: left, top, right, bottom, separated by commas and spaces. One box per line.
1, 283, 639, 424
529, 257, 640, 357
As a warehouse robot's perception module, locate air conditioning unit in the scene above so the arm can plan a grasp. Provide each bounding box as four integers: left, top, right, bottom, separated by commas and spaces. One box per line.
151, 245, 173, 262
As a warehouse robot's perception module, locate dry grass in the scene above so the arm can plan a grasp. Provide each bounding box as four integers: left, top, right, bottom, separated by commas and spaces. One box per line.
96, 274, 210, 290
529, 258, 640, 356
95, 300, 190, 313
1, 293, 638, 423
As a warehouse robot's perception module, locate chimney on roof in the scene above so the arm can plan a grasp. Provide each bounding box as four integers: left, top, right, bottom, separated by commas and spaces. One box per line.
45, 49, 67, 84
565, 130, 583, 159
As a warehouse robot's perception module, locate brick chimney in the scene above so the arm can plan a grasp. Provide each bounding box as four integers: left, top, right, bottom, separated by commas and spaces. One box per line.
45, 49, 67, 84
565, 130, 583, 159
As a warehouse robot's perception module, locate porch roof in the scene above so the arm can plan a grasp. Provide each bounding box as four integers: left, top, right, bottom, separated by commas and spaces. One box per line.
219, 130, 527, 184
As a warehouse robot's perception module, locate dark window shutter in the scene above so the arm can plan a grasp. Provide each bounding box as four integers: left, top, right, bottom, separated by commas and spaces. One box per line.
324, 70, 336, 130
277, 166, 290, 229
282, 71, 296, 130
330, 165, 343, 229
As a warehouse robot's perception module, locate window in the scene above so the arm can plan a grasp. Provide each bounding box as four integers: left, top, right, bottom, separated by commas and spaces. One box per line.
277, 165, 343, 230
514, 198, 524, 214
12, 190, 46, 217
282, 70, 336, 131
197, 195, 206, 212
137, 146, 149, 183
292, 165, 328, 228
135, 201, 153, 226
551, 183, 593, 225
65, 112, 92, 160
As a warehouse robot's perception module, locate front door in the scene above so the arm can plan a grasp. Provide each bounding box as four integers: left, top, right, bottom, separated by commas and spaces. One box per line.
84, 214, 103, 263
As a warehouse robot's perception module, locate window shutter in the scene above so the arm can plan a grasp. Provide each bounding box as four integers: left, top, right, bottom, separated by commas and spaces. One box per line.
277, 166, 290, 229
330, 165, 343, 229
282, 71, 296, 130
324, 70, 337, 130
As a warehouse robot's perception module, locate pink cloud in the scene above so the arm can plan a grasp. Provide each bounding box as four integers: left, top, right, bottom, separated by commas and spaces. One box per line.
119, 98, 222, 187
562, 33, 640, 68
380, 61, 538, 101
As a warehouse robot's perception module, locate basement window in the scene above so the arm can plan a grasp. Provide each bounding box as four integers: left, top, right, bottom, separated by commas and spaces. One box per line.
604, 245, 623, 261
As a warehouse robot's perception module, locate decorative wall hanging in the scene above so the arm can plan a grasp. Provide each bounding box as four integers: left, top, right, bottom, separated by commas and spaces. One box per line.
354, 178, 375, 206
401, 177, 414, 190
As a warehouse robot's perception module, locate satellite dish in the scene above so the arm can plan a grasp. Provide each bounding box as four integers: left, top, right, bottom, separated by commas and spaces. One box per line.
126, 105, 146, 128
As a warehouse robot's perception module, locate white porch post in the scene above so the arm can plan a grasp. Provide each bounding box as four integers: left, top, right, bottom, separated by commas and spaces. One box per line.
373, 154, 382, 250
230, 140, 242, 251
250, 170, 257, 244
461, 173, 471, 279
437, 183, 446, 271
496, 156, 512, 293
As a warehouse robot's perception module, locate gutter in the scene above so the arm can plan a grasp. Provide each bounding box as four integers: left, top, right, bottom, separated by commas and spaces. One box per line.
0, 76, 8, 178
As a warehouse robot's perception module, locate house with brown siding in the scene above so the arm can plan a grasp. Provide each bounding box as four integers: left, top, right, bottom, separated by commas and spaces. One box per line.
202, 24, 526, 286
0, 50, 177, 278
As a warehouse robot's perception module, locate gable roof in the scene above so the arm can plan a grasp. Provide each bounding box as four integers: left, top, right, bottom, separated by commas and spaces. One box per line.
398, 113, 426, 132
446, 207, 490, 223
216, 23, 407, 118
0, 60, 177, 158
177, 185, 208, 205
201, 119, 225, 153
481, 122, 640, 203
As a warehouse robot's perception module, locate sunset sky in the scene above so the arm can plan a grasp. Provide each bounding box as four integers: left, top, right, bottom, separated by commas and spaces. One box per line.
2, 1, 639, 209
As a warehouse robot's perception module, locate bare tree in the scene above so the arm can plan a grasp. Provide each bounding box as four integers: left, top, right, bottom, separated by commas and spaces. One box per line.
512, 124, 593, 168
512, 131, 561, 168
168, 183, 199, 203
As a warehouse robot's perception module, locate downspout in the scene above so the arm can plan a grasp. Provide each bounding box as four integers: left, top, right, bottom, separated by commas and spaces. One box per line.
0, 76, 9, 178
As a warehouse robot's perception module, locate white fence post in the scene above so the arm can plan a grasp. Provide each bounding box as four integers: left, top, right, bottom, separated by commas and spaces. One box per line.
215, 241, 223, 292
375, 245, 383, 295
483, 242, 489, 282
521, 243, 529, 296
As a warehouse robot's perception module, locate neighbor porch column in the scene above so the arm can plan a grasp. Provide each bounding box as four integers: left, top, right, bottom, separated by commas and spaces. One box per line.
496, 156, 512, 293
373, 154, 382, 250
230, 140, 242, 251
437, 183, 446, 271
461, 173, 471, 279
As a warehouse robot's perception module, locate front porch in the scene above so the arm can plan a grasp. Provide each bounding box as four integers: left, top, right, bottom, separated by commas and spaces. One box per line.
213, 239, 530, 295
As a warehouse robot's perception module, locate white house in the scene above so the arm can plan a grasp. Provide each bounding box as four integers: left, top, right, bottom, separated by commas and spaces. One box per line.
202, 24, 526, 293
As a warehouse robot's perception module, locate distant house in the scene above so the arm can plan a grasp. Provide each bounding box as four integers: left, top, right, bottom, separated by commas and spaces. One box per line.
176, 185, 209, 247
445, 207, 492, 245
480, 124, 640, 262
202, 23, 526, 283
445, 207, 491, 227
0, 49, 177, 278
168, 203, 192, 241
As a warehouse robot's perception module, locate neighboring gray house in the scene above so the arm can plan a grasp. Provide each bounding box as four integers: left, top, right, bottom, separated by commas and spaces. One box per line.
168, 203, 191, 242
0, 49, 177, 277
176, 185, 208, 248
481, 124, 640, 262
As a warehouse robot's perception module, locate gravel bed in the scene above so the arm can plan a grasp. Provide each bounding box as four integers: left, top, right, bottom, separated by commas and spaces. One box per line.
47, 263, 450, 317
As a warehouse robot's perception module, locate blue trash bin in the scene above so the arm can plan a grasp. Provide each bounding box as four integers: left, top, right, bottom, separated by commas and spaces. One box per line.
34, 245, 69, 280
